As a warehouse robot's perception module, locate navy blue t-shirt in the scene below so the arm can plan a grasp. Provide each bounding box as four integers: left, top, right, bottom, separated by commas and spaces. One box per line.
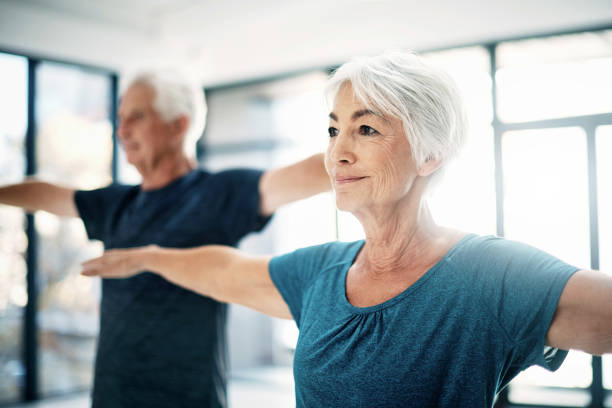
75, 168, 269, 408
269, 234, 579, 408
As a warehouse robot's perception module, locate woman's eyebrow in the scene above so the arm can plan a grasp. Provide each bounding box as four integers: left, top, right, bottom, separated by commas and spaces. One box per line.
352, 109, 378, 120
328, 109, 383, 122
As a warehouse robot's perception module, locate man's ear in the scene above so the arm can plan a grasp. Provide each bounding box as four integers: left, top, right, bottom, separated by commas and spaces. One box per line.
171, 115, 190, 137
417, 156, 443, 177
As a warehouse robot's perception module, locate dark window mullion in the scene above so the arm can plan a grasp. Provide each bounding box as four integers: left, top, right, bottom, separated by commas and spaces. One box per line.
23, 57, 40, 402
110, 73, 119, 182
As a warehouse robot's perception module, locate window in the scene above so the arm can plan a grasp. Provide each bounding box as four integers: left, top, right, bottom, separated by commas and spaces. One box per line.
597, 126, 612, 283
0, 52, 28, 404
0, 53, 116, 403
598, 126, 612, 403
424, 46, 496, 236
502, 128, 590, 267
35, 62, 113, 396
496, 30, 612, 122
203, 73, 335, 370
497, 30, 612, 407
502, 128, 592, 405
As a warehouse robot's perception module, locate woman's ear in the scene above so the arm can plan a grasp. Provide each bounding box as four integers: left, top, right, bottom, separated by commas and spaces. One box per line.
417, 156, 443, 177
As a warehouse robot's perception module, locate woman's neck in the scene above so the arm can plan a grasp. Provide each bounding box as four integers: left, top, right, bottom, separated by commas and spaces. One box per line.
356, 200, 440, 273
353, 186, 464, 279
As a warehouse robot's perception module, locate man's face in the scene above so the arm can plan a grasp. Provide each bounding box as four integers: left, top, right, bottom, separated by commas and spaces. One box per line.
117, 83, 179, 168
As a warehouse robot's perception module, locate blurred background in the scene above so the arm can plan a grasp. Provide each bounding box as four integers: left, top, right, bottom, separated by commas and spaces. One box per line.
0, 0, 612, 407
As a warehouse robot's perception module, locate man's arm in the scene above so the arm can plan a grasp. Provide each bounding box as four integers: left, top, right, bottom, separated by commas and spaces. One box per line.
0, 179, 78, 217
81, 245, 292, 319
258, 153, 330, 216
547, 269, 612, 355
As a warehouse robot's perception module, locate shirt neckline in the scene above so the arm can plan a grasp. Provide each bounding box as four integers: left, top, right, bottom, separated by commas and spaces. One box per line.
340, 233, 476, 314
138, 168, 204, 197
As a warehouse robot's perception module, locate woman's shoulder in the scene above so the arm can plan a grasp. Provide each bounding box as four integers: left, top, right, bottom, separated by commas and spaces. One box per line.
447, 233, 573, 280
272, 239, 364, 275
282, 239, 364, 263
450, 234, 548, 260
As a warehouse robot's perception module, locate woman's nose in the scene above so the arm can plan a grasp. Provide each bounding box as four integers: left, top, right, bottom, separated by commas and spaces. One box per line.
328, 132, 356, 164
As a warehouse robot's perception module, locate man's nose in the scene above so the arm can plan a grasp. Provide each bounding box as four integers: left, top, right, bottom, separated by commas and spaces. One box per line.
117, 121, 129, 140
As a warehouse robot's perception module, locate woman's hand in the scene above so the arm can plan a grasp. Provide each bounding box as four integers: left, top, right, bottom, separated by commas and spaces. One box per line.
81, 246, 156, 278
81, 244, 292, 319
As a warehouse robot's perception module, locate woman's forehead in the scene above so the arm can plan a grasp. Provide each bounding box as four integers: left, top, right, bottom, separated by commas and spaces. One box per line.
332, 84, 371, 113
331, 88, 393, 126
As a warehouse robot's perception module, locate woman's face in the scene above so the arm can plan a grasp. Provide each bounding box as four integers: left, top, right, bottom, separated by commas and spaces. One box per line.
325, 82, 419, 214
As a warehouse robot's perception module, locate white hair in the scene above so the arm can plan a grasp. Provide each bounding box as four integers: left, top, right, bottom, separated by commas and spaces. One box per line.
127, 70, 207, 158
326, 51, 468, 184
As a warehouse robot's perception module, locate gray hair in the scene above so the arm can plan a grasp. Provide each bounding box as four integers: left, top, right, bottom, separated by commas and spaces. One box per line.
128, 70, 207, 158
326, 51, 468, 183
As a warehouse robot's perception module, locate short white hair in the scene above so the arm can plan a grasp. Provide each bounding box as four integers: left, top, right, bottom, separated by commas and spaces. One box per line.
326, 51, 467, 183
127, 70, 207, 158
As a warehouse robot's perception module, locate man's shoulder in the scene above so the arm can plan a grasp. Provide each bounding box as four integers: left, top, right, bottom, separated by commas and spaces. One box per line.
195, 167, 264, 196
76, 183, 138, 199
206, 167, 262, 181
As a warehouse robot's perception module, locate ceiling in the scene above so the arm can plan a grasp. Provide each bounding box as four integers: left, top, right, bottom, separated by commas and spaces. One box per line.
1, 0, 612, 86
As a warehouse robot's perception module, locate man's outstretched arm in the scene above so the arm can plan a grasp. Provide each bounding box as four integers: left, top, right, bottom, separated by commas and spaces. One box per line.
0, 179, 78, 217
258, 153, 330, 216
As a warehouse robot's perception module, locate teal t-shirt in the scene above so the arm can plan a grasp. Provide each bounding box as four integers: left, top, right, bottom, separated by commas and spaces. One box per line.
269, 234, 579, 408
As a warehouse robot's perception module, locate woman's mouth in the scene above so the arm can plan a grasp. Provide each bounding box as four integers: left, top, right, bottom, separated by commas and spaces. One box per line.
335, 176, 367, 185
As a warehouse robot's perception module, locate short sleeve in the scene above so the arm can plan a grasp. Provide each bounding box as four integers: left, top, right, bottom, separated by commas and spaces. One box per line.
212, 169, 271, 242
472, 237, 579, 371
269, 241, 362, 327
74, 184, 132, 241
268, 247, 321, 326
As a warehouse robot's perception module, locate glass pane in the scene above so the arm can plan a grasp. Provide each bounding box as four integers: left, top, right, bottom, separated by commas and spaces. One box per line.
496, 30, 612, 122
0, 53, 28, 404
35, 62, 113, 396
503, 127, 590, 266
597, 126, 612, 392
203, 72, 336, 370
503, 127, 591, 402
597, 126, 612, 281
423, 47, 497, 235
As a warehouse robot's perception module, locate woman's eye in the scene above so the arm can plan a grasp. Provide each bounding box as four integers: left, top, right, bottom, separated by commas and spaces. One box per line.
328, 127, 339, 137
359, 125, 377, 136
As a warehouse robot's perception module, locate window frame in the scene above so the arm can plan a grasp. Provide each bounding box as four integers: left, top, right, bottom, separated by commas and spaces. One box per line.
0, 49, 118, 405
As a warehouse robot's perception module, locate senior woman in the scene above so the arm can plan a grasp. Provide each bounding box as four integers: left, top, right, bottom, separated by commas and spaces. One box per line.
81, 52, 611, 407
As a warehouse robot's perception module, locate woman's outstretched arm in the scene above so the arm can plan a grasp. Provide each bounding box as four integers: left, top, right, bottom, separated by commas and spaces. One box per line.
81, 245, 292, 319
548, 269, 612, 355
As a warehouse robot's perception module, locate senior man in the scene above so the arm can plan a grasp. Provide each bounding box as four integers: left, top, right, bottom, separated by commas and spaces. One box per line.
0, 71, 330, 407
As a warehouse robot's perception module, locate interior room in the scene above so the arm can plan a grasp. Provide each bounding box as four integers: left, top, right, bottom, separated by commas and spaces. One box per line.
1, 0, 612, 407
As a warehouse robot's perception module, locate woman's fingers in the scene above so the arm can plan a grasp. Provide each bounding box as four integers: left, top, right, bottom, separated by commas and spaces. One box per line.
81, 256, 105, 276
80, 250, 140, 278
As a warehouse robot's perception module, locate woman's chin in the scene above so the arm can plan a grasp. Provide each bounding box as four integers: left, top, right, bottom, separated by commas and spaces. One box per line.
335, 199, 360, 214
